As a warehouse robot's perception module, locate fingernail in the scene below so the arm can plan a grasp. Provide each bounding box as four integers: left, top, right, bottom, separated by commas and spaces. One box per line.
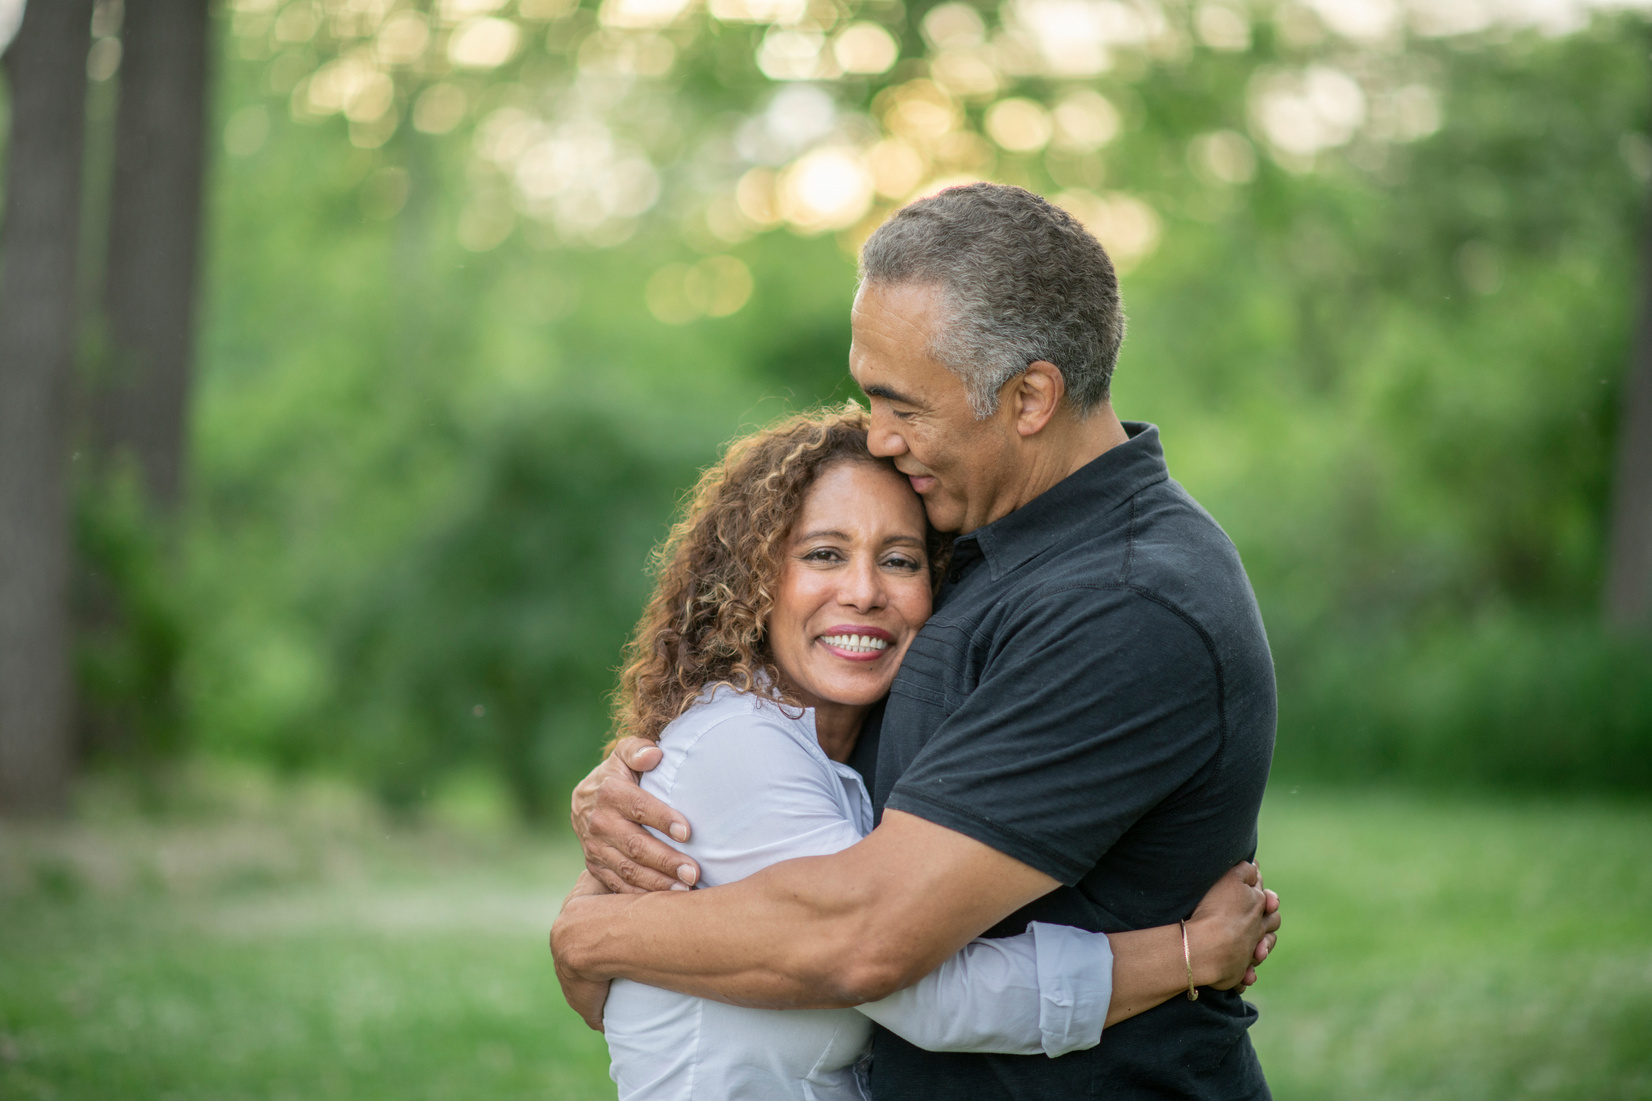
677, 865, 697, 886
669, 823, 689, 842
670, 882, 691, 891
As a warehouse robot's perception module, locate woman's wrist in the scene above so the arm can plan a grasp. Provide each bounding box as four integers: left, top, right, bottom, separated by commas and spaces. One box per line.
1185, 916, 1229, 990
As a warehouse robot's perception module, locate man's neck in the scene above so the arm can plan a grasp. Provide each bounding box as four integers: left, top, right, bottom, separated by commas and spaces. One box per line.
980, 404, 1131, 529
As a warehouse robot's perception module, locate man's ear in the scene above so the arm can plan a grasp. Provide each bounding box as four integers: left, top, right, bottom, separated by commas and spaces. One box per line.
1012, 361, 1065, 437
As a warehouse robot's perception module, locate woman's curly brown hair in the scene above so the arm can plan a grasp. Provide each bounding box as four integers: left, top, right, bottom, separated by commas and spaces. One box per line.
606, 404, 948, 749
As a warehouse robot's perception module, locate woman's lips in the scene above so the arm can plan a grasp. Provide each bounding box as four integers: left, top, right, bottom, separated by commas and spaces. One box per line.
817, 627, 894, 662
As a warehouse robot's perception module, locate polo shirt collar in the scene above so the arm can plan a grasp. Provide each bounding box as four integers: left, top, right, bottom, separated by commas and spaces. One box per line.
965, 422, 1169, 580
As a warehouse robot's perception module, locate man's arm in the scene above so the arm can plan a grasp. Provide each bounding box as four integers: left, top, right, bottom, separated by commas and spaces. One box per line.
552, 809, 1274, 1028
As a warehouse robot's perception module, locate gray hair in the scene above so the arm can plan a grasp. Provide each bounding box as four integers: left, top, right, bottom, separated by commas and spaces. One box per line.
857, 183, 1125, 418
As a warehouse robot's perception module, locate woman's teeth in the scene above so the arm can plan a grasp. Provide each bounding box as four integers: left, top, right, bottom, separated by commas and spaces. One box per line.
820, 634, 889, 653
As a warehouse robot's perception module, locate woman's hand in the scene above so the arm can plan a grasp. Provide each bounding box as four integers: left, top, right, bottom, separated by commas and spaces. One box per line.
552, 871, 617, 1031
570, 737, 701, 894
1187, 861, 1281, 992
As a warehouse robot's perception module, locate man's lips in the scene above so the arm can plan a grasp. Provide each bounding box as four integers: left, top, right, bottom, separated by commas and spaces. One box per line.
895, 463, 934, 494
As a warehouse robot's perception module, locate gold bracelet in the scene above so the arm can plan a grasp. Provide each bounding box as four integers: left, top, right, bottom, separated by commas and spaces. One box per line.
1180, 919, 1199, 1001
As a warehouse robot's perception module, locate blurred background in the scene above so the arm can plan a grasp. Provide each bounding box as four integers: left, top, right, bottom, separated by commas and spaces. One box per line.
1, 0, 1650, 1097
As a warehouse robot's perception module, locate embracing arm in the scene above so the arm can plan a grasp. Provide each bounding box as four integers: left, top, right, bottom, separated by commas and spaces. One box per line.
552, 808, 1276, 1029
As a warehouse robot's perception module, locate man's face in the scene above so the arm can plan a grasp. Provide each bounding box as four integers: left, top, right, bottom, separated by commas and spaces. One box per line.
848, 283, 1019, 535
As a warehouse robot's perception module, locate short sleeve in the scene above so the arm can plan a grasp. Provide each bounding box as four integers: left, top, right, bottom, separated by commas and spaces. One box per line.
883, 589, 1221, 885
645, 715, 867, 889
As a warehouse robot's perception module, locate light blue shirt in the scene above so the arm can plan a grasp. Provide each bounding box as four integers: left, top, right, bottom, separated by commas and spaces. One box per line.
602, 687, 1114, 1101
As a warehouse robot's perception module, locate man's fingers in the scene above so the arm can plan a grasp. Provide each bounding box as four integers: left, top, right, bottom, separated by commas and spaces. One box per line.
1253, 932, 1276, 963
618, 784, 692, 844
588, 837, 685, 893
613, 736, 664, 774
1262, 908, 1282, 936
1234, 860, 1260, 887
1241, 966, 1258, 987
587, 860, 648, 895
1263, 888, 1279, 914
591, 805, 698, 886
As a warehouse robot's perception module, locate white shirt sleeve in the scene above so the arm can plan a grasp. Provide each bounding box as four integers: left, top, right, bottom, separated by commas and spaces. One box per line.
648, 708, 1113, 1057
856, 922, 1112, 1057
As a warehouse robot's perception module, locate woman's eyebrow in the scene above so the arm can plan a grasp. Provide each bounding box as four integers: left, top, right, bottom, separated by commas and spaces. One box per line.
796, 529, 851, 542
882, 534, 927, 548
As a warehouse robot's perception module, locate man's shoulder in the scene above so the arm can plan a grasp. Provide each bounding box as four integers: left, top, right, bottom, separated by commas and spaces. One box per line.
1024, 477, 1256, 628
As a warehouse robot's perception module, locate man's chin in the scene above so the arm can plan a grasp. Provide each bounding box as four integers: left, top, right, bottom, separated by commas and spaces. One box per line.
922, 500, 964, 535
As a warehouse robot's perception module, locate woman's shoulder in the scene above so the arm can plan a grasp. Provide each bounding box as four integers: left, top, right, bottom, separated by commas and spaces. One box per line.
647, 686, 822, 790
662, 684, 808, 742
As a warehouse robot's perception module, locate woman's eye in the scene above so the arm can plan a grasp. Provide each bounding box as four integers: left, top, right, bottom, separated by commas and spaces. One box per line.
802, 548, 842, 563
883, 555, 923, 571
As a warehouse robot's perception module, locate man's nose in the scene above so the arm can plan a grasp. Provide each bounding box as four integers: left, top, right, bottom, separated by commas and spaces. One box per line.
867, 413, 906, 458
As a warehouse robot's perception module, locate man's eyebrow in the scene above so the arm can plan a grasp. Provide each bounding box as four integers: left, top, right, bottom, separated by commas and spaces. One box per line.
860, 383, 920, 406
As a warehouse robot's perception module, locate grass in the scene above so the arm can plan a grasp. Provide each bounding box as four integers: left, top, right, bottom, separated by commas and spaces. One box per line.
1, 773, 1649, 1100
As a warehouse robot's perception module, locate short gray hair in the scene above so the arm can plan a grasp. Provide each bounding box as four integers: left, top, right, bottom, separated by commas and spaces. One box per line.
858, 183, 1125, 418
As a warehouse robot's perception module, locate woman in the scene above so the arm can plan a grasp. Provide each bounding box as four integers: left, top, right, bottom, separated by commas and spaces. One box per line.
589, 406, 1274, 1100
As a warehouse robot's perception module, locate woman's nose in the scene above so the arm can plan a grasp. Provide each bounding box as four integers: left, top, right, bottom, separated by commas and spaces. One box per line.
839, 557, 885, 610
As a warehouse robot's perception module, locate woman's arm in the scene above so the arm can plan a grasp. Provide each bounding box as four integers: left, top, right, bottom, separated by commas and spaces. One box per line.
855, 862, 1278, 1056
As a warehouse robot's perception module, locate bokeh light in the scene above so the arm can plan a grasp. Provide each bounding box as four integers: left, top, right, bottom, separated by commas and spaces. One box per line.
777, 146, 875, 232
985, 97, 1054, 154
833, 22, 900, 75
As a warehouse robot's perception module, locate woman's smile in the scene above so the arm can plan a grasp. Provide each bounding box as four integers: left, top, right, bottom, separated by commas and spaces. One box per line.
817, 626, 893, 661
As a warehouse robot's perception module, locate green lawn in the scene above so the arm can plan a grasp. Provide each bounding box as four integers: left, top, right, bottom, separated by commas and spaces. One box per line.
2, 780, 1649, 1100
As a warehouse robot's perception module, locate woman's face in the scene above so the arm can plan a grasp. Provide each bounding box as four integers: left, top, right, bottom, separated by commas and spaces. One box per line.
768, 460, 934, 711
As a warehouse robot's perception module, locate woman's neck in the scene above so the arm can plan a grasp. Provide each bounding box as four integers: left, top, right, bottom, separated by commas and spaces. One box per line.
810, 700, 867, 763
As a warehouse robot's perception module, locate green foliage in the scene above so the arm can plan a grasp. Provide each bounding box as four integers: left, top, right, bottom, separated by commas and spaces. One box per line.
1276, 613, 1652, 790
333, 402, 712, 819
155, 9, 1652, 815
73, 468, 189, 773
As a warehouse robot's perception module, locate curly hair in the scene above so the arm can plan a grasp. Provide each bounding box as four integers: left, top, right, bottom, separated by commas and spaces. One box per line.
606, 404, 946, 749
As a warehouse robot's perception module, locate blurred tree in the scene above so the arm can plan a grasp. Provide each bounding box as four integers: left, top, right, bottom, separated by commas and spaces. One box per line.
1607, 138, 1652, 630
90, 0, 212, 510
0, 0, 96, 816
74, 0, 210, 770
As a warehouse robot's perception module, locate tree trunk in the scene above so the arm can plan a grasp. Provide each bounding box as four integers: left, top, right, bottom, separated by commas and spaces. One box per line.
0, 0, 95, 816
1605, 153, 1652, 630
91, 0, 211, 509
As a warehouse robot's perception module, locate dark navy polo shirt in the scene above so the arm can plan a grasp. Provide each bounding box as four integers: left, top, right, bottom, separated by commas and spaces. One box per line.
852, 423, 1276, 1101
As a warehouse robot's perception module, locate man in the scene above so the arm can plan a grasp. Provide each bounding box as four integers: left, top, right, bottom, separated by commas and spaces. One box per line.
553, 183, 1279, 1099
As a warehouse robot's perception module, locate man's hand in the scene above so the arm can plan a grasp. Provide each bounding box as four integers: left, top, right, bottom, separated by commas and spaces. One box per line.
1187, 862, 1281, 992
570, 737, 700, 893
552, 872, 617, 1030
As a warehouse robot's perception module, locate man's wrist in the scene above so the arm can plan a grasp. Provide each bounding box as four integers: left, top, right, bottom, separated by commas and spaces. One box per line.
553, 894, 616, 981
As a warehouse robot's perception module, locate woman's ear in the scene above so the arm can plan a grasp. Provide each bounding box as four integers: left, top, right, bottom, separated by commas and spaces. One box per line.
1013, 361, 1066, 437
